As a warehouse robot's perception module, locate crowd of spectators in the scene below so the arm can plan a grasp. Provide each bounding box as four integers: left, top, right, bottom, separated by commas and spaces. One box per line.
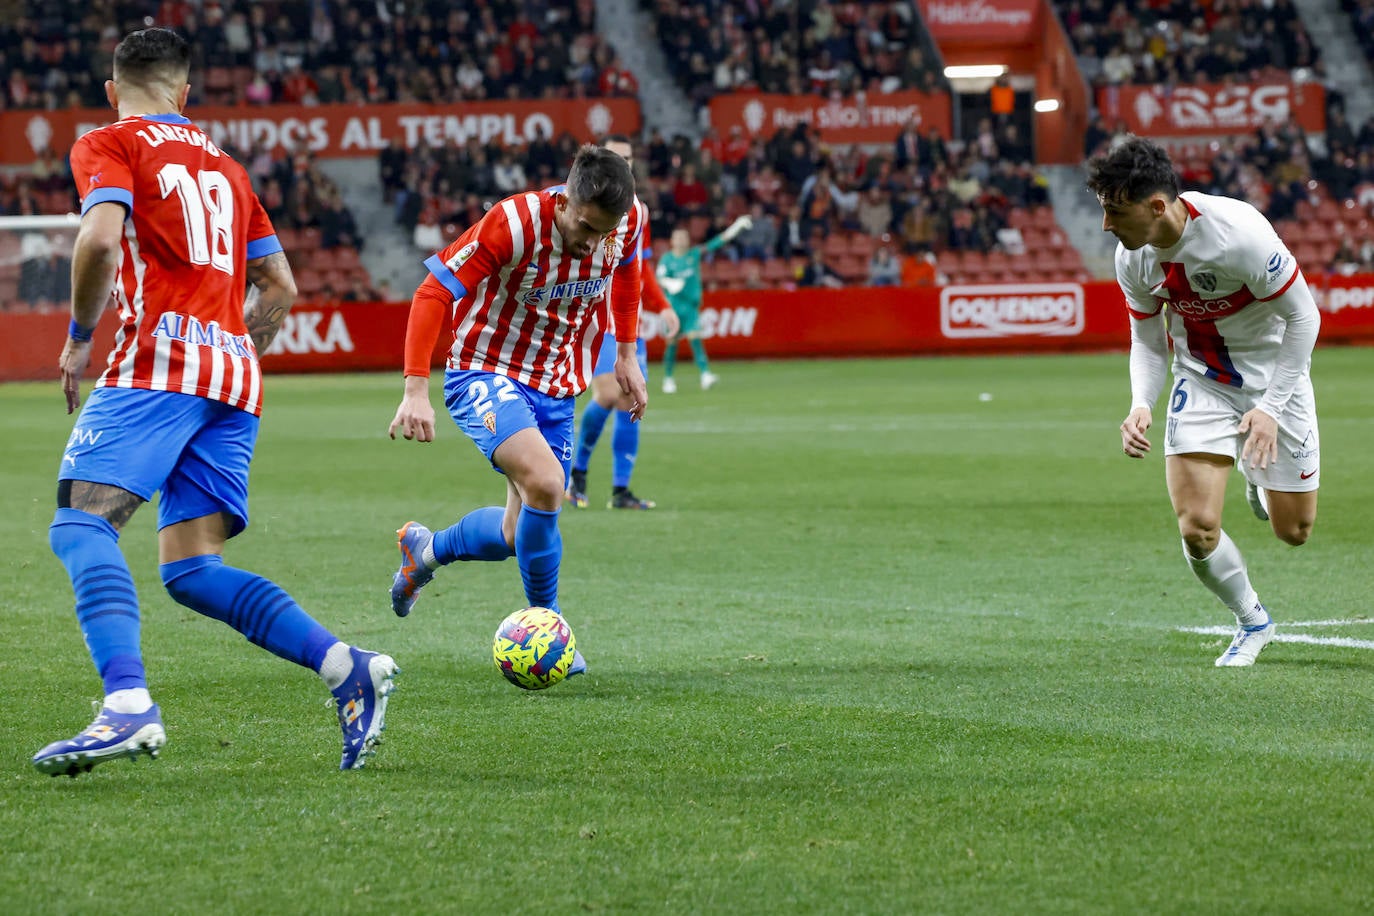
1344, 0, 1374, 70
0, 129, 374, 309
1058, 0, 1323, 88
385, 114, 1054, 289
7, 0, 1374, 308
1085, 104, 1374, 273
643, 0, 946, 110
0, 0, 632, 111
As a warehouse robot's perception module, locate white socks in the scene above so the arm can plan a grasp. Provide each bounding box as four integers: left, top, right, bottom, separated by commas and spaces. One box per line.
318, 641, 353, 689
1184, 531, 1267, 625
105, 688, 153, 714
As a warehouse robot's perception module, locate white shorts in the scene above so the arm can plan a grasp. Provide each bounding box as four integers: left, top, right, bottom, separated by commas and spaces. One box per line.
1163, 368, 1319, 492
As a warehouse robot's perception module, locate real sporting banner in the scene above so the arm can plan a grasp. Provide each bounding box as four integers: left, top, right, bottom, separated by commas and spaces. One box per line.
918, 0, 1042, 44
8, 276, 1374, 381
708, 90, 953, 144
1096, 81, 1327, 136
0, 98, 643, 164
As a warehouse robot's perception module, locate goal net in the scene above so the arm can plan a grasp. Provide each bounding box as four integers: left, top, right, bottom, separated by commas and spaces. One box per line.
0, 213, 80, 313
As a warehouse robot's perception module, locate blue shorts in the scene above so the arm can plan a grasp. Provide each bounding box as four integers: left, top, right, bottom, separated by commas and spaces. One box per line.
443, 369, 576, 476
59, 387, 258, 536
593, 335, 649, 379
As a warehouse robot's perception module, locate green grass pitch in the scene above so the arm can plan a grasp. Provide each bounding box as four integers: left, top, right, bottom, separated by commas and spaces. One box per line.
2, 350, 1372, 914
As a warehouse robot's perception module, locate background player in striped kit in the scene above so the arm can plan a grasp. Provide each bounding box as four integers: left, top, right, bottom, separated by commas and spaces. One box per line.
33, 28, 397, 777
1090, 136, 1322, 667
387, 146, 648, 677
566, 134, 680, 511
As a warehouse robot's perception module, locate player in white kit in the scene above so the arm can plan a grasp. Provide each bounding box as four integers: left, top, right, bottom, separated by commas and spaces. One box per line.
1088, 137, 1321, 667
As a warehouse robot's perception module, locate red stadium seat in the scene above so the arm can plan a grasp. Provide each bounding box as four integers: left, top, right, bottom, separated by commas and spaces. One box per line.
761, 258, 797, 286
848, 233, 877, 259
205, 67, 233, 91
687, 215, 712, 243
295, 270, 323, 296
709, 259, 746, 287
835, 254, 867, 282
332, 247, 362, 271
821, 234, 849, 260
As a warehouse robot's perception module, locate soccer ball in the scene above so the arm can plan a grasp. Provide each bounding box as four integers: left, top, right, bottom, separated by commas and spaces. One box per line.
492, 606, 577, 690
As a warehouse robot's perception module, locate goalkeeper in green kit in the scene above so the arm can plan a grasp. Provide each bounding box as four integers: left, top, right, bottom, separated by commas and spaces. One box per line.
657, 214, 752, 392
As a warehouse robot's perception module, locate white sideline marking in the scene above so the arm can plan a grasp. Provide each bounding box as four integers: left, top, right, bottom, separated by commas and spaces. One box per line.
1177, 625, 1374, 651
1282, 618, 1374, 628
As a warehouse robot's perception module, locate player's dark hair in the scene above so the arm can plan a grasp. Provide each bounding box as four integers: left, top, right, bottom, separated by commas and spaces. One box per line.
566, 145, 635, 216
602, 133, 633, 147
1085, 136, 1181, 205
113, 28, 191, 87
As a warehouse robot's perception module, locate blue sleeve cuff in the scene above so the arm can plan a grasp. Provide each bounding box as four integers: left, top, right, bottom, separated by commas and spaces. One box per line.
424, 253, 467, 300
246, 234, 283, 260
81, 188, 133, 215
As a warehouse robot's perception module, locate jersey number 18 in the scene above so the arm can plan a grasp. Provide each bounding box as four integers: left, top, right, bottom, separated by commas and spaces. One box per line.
157, 164, 235, 275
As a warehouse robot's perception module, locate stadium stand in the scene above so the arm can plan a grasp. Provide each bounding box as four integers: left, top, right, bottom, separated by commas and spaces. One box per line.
1058, 0, 1322, 87
5, 0, 1374, 304
641, 0, 948, 100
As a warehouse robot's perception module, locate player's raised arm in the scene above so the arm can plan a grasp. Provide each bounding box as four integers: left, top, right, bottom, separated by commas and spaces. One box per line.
702, 214, 752, 254
244, 251, 297, 354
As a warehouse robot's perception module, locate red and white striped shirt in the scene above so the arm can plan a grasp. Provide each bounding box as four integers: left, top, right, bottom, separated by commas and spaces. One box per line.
421, 187, 645, 397
70, 114, 282, 416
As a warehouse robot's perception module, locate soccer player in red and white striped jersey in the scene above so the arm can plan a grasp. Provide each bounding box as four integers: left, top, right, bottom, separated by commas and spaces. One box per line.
388, 146, 647, 678
1089, 136, 1321, 668
35, 28, 396, 778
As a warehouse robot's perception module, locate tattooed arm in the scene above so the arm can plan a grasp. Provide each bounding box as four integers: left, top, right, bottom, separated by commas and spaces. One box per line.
243, 250, 297, 354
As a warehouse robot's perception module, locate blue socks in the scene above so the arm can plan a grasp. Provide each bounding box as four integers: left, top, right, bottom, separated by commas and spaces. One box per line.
428, 505, 559, 610
432, 506, 514, 563
573, 401, 611, 474
49, 509, 145, 694
514, 505, 561, 611
51, 508, 337, 683
159, 554, 337, 672
575, 402, 640, 488
611, 411, 639, 488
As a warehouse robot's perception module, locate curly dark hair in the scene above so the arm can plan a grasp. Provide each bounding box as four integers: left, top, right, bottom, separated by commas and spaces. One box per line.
1085, 136, 1181, 204
566, 145, 635, 217
113, 28, 191, 87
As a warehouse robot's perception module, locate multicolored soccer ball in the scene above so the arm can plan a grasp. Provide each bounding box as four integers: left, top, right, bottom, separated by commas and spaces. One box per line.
492, 606, 576, 690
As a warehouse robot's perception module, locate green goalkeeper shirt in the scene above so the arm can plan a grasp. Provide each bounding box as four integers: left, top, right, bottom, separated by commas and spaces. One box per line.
656, 232, 732, 312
